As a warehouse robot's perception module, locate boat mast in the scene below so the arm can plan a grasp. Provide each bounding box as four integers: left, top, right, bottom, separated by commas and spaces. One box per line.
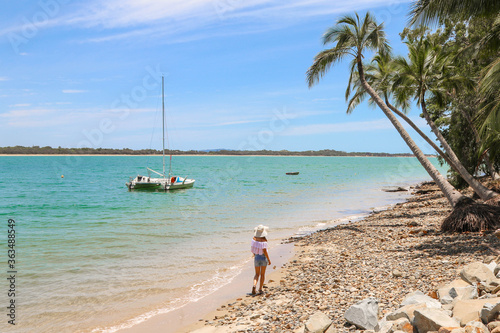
162, 76, 165, 178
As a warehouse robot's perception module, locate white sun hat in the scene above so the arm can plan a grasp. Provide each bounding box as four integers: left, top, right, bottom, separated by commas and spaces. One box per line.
254, 225, 269, 237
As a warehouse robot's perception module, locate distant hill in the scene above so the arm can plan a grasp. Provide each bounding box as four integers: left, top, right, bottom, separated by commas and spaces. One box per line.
0, 145, 422, 157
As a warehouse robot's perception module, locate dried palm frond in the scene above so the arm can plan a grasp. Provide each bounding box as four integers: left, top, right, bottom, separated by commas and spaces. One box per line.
441, 197, 500, 232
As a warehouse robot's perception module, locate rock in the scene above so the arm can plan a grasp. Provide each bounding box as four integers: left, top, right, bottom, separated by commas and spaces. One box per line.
382, 186, 409, 192
487, 321, 500, 331
453, 298, 500, 326
439, 280, 478, 304
461, 262, 499, 286
413, 308, 460, 333
401, 291, 442, 309
325, 324, 338, 333
387, 303, 428, 322
438, 328, 465, 333
485, 257, 497, 264
295, 325, 306, 333
479, 281, 500, 294
376, 317, 393, 333
388, 317, 413, 333
494, 229, 500, 241
480, 301, 500, 325
305, 311, 332, 333
450, 285, 479, 301
441, 295, 455, 305
393, 270, 403, 278
345, 298, 379, 330
486, 262, 497, 274
439, 280, 473, 297
464, 321, 489, 333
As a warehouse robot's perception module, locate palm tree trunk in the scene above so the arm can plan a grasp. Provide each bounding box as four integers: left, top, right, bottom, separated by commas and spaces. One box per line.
385, 98, 458, 171
459, 107, 500, 180
420, 99, 498, 200
357, 62, 465, 207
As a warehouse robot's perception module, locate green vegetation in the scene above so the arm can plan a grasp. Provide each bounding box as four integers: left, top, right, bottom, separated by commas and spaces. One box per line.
306, 1, 500, 232
0, 145, 415, 157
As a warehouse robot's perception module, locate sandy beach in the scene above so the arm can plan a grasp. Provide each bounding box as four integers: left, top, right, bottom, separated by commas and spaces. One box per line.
176, 179, 500, 333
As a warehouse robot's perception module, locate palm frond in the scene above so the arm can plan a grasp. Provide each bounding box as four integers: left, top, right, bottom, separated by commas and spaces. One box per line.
409, 0, 500, 27
306, 48, 354, 88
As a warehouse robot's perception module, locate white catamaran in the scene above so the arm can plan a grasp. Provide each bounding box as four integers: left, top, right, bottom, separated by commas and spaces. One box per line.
126, 76, 195, 191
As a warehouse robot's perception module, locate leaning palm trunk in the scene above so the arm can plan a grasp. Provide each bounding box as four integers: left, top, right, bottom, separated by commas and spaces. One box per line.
459, 107, 500, 180
385, 98, 457, 170
420, 99, 498, 200
306, 11, 500, 232
357, 62, 465, 207
359, 63, 500, 232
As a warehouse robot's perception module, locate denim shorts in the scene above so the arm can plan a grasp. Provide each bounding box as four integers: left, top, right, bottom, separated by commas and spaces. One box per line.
254, 254, 268, 267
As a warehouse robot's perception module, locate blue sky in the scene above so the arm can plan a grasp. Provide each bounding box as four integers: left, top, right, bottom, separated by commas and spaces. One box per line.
0, 0, 439, 153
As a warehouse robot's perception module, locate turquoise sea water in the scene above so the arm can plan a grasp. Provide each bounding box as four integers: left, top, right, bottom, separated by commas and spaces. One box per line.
0, 155, 447, 332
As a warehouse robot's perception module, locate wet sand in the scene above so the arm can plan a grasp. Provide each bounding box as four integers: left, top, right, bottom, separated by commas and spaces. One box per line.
118, 243, 295, 333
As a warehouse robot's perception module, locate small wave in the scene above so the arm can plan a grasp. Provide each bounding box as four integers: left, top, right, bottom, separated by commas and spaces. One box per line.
91, 261, 248, 333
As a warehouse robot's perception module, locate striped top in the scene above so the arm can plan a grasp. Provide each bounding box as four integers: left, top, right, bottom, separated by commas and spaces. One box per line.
251, 239, 267, 255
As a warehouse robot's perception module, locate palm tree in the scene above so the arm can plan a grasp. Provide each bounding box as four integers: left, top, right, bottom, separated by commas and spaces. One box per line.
410, 0, 500, 174
306, 12, 500, 231
306, 12, 466, 207
409, 0, 500, 25
392, 38, 498, 200
478, 27, 500, 169
347, 53, 457, 169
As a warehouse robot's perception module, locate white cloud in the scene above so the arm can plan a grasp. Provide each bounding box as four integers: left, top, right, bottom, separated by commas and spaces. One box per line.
9, 103, 31, 107
0, 77, 9, 81
0, 0, 411, 42
62, 89, 87, 94
283, 118, 392, 135
1, 108, 55, 119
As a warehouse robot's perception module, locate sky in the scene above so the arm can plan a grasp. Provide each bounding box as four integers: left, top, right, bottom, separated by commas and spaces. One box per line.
0, 0, 440, 154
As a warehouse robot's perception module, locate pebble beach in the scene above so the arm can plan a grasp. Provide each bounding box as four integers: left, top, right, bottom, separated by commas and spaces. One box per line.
184, 179, 500, 333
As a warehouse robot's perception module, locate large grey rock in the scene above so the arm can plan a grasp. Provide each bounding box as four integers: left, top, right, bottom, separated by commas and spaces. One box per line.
480, 301, 500, 325
461, 262, 499, 285
345, 298, 379, 330
401, 291, 442, 309
305, 311, 333, 333
413, 308, 460, 333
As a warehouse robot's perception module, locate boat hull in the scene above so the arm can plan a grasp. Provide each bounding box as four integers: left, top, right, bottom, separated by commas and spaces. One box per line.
126, 176, 195, 191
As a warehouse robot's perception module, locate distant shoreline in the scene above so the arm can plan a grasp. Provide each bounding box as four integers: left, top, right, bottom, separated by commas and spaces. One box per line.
0, 154, 436, 157
0, 146, 434, 157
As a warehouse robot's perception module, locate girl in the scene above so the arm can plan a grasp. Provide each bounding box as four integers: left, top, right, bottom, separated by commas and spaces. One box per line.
250, 225, 271, 295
